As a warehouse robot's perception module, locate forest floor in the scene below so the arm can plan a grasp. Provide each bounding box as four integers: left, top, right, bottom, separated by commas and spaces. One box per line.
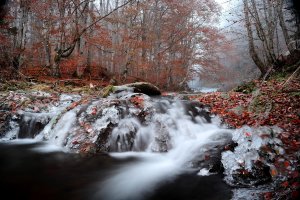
189, 75, 300, 199
0, 72, 299, 199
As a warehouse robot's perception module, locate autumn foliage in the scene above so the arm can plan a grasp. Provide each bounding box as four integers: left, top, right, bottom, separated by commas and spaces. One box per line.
190, 78, 300, 199
0, 0, 225, 90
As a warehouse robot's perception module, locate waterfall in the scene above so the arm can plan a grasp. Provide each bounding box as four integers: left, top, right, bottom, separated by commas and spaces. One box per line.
95, 99, 232, 200
0, 92, 282, 200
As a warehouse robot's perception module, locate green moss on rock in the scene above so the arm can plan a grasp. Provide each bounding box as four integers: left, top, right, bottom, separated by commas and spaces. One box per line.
101, 85, 114, 98
234, 81, 257, 94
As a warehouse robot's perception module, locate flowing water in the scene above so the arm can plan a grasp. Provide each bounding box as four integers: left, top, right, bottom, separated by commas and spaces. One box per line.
1, 93, 276, 200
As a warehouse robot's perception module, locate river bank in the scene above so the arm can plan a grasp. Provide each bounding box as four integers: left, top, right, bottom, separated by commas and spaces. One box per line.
189, 77, 300, 199
0, 76, 299, 199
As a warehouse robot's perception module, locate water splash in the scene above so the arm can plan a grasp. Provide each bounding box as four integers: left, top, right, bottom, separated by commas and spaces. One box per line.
1, 93, 234, 200
221, 126, 283, 186
96, 100, 232, 200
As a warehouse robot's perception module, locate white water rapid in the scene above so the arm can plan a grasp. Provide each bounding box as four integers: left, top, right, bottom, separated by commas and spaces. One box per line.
1, 92, 283, 200
96, 100, 232, 200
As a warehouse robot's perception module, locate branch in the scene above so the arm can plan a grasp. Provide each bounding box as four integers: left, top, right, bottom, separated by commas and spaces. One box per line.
70, 0, 92, 16
75, 0, 135, 41
61, 43, 77, 58
281, 63, 300, 89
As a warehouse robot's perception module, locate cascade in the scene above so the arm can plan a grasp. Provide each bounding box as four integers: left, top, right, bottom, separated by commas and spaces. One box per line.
0, 91, 283, 200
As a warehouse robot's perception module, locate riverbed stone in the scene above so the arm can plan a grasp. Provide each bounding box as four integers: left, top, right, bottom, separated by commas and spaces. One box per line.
100, 82, 161, 98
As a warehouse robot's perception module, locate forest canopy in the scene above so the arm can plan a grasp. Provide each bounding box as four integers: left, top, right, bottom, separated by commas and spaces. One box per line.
1, 0, 299, 90
0, 0, 225, 90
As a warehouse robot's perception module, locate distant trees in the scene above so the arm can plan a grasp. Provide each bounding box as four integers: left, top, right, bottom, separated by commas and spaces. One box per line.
0, 0, 16, 72
242, 0, 299, 77
0, 0, 223, 90
287, 0, 300, 46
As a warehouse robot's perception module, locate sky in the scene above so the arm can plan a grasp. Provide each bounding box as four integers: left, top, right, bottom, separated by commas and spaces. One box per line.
215, 0, 241, 28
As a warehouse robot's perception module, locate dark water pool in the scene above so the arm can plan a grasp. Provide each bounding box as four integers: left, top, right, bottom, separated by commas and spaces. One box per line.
0, 142, 232, 200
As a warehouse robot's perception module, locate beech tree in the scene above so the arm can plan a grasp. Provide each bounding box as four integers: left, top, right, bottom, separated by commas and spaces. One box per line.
2, 0, 222, 89
243, 0, 298, 77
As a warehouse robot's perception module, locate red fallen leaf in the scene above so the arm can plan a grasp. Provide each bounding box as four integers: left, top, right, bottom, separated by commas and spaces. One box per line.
204, 154, 210, 160
291, 119, 300, 125
284, 161, 290, 167
292, 171, 299, 178
11, 102, 17, 112
33, 106, 40, 112
69, 102, 79, 109
241, 169, 250, 175
260, 134, 270, 139
281, 181, 289, 188
130, 96, 144, 107
270, 168, 278, 177
263, 192, 273, 200
91, 107, 97, 115
83, 123, 93, 133
280, 133, 289, 139
82, 99, 89, 104
79, 121, 84, 126
224, 145, 232, 151
245, 132, 251, 137
247, 120, 255, 125
291, 182, 300, 189
291, 140, 300, 149
72, 140, 79, 145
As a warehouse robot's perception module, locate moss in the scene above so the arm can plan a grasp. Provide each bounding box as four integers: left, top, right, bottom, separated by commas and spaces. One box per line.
290, 91, 300, 97
248, 95, 272, 115
101, 85, 114, 98
234, 81, 257, 94
270, 72, 288, 82
124, 82, 161, 96
0, 81, 31, 91
30, 84, 52, 92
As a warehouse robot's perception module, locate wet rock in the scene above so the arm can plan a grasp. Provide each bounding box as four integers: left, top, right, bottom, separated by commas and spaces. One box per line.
59, 95, 156, 153
192, 132, 233, 173
100, 85, 114, 98
18, 112, 51, 138
231, 161, 271, 186
109, 118, 140, 152
1, 89, 223, 161
0, 112, 11, 137
222, 126, 283, 186
233, 81, 257, 94
150, 122, 170, 152
123, 82, 161, 96
182, 100, 211, 123
100, 82, 161, 98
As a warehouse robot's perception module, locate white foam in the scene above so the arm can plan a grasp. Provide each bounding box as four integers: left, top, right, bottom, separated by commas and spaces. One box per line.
197, 168, 214, 176
31, 143, 67, 153
98, 100, 233, 200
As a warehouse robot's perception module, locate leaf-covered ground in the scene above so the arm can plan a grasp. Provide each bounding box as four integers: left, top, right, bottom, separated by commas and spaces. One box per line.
190, 78, 300, 199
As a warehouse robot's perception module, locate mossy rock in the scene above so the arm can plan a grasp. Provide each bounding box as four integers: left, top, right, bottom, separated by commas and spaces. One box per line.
100, 82, 161, 98
0, 81, 31, 91
234, 81, 256, 94
248, 95, 272, 115
30, 84, 52, 92
101, 85, 115, 98
123, 82, 161, 96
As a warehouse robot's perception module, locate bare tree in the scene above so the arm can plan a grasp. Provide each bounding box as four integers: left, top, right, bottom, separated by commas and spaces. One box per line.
243, 0, 295, 77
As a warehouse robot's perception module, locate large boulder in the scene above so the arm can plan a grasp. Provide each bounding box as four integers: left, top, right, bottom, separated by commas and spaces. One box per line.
101, 82, 161, 97
123, 82, 161, 96
221, 126, 283, 186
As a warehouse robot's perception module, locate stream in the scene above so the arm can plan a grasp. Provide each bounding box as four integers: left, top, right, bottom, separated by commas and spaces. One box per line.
0, 91, 281, 200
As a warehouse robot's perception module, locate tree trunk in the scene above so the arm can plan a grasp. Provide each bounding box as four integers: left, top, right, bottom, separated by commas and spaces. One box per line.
277, 0, 293, 52
243, 0, 267, 76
